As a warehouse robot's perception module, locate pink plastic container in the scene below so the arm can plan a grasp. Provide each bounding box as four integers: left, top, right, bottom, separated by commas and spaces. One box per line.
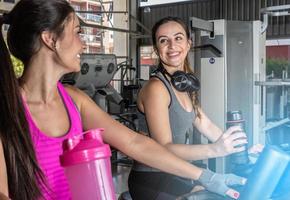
60, 129, 116, 200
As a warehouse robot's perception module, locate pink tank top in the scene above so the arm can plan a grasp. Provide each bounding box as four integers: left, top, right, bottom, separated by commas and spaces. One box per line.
23, 82, 83, 200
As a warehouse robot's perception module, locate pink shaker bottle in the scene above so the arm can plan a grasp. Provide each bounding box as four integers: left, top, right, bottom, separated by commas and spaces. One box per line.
60, 129, 116, 200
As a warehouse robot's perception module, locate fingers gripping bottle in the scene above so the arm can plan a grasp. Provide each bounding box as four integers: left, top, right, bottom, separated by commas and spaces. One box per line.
60, 129, 116, 200
226, 111, 249, 165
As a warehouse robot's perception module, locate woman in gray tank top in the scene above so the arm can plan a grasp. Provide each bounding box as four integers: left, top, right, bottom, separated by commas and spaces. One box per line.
128, 16, 248, 200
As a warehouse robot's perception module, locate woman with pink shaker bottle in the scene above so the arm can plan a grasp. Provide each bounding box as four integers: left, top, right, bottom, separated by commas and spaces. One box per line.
0, 0, 245, 199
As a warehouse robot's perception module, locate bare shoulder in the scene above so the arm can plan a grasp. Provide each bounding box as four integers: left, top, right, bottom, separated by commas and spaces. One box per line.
62, 84, 92, 109
140, 77, 168, 97
63, 84, 86, 98
139, 77, 170, 106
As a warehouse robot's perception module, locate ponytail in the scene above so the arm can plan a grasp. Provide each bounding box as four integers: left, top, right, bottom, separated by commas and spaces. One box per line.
184, 57, 201, 119
0, 14, 44, 200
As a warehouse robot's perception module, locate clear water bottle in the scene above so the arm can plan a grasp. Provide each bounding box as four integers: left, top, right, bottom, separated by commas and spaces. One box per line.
60, 129, 116, 200
226, 110, 249, 165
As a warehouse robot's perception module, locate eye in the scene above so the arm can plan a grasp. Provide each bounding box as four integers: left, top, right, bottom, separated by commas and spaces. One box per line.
159, 38, 168, 44
77, 28, 82, 35
175, 36, 183, 41
77, 28, 86, 41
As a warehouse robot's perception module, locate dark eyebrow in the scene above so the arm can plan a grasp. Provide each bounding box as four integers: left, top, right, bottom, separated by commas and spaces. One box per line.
157, 35, 168, 41
157, 32, 185, 40
174, 32, 185, 36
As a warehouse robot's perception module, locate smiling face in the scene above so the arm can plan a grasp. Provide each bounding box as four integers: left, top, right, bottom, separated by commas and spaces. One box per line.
154, 21, 191, 73
54, 13, 86, 73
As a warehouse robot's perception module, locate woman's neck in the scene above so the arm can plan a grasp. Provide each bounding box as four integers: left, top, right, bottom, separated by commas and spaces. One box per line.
160, 63, 184, 74
19, 56, 63, 104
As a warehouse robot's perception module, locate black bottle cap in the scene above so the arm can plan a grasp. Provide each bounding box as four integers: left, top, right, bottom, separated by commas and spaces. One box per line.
227, 110, 244, 121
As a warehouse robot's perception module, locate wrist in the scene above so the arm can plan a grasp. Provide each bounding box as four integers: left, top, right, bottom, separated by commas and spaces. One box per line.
195, 167, 203, 180
198, 168, 214, 185
209, 143, 222, 158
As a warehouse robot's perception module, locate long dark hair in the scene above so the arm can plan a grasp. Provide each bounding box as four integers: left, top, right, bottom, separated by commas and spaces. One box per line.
0, 0, 74, 199
151, 16, 200, 117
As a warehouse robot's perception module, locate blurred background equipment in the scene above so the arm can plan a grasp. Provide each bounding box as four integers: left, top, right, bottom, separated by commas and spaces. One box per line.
62, 53, 123, 112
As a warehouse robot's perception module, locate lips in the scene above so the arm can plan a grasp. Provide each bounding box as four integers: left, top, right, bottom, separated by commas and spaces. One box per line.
166, 51, 182, 62
167, 51, 180, 57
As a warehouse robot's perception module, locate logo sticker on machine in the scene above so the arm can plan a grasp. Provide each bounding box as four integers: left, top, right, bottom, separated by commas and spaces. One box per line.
209, 57, 215, 64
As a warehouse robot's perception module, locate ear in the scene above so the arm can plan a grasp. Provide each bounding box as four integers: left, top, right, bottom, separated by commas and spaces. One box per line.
40, 30, 57, 51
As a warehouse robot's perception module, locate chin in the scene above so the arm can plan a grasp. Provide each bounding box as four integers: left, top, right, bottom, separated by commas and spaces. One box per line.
170, 63, 183, 69
166, 60, 182, 66
72, 64, 81, 72
73, 68, 81, 73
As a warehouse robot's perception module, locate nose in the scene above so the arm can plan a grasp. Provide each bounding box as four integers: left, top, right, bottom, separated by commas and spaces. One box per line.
79, 34, 87, 52
79, 34, 87, 44
168, 39, 175, 48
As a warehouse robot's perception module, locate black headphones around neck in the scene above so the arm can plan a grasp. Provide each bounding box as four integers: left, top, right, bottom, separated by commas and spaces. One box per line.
157, 66, 200, 93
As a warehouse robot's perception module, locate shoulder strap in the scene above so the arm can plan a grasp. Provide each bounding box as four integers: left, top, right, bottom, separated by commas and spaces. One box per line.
57, 82, 82, 132
151, 72, 173, 108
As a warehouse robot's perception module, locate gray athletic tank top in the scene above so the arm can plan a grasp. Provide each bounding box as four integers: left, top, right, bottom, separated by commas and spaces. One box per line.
133, 72, 196, 172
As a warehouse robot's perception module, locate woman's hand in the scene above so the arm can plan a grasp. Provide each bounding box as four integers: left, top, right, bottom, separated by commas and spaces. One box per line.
212, 126, 248, 157
198, 169, 246, 199
248, 143, 264, 164
248, 143, 264, 154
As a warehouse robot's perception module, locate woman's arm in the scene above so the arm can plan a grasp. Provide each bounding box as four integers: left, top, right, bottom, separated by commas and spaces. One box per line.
193, 108, 223, 142
66, 85, 202, 180
138, 80, 247, 160
0, 139, 8, 196
0, 192, 10, 200
194, 108, 248, 157
66, 85, 243, 199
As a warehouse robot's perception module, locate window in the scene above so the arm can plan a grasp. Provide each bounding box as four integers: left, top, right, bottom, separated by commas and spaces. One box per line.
266, 39, 290, 79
